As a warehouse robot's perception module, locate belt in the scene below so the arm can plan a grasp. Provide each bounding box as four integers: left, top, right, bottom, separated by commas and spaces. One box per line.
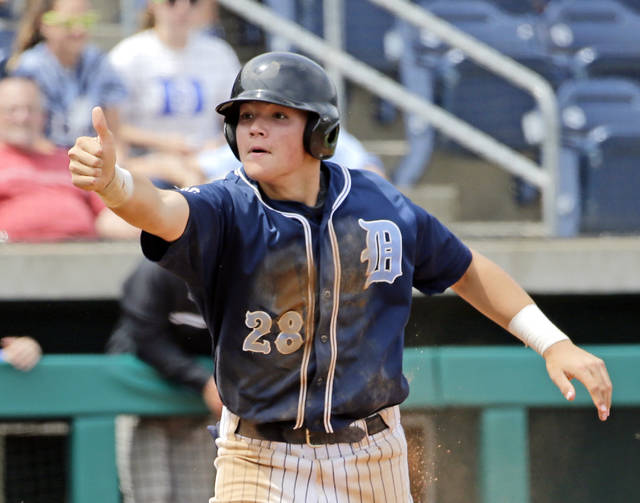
235, 414, 387, 447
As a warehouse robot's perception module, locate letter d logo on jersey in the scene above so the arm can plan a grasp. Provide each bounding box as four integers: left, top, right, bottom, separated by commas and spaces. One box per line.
358, 219, 403, 289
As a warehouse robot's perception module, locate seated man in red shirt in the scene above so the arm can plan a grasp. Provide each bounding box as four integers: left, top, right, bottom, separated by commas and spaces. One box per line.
0, 76, 136, 242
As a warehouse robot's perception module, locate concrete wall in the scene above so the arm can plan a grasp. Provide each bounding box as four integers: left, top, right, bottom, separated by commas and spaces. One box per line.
3, 237, 640, 301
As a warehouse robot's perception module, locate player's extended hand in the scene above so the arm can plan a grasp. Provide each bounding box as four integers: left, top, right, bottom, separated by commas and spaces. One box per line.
68, 106, 116, 192
543, 339, 612, 421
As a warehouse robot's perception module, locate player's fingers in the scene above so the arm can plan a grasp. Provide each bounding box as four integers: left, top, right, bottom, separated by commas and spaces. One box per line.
68, 137, 103, 163
600, 363, 613, 410
70, 171, 101, 190
69, 154, 103, 176
572, 357, 612, 421
69, 158, 102, 179
587, 358, 612, 421
92, 106, 113, 144
547, 365, 576, 402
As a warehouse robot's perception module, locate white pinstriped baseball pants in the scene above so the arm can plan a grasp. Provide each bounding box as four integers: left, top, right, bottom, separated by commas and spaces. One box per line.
210, 405, 413, 503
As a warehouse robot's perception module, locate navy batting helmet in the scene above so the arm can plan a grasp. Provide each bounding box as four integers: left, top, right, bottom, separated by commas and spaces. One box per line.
216, 52, 340, 160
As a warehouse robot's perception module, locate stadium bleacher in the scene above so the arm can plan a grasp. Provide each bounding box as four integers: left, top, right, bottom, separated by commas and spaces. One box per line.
580, 122, 640, 233
265, 0, 396, 71
523, 76, 640, 234
538, 0, 640, 81
392, 0, 569, 187
389, 0, 640, 233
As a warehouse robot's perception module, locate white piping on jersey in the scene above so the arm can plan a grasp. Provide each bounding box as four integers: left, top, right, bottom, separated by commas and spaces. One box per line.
236, 166, 353, 433
322, 165, 352, 433
168, 311, 207, 329
236, 169, 316, 429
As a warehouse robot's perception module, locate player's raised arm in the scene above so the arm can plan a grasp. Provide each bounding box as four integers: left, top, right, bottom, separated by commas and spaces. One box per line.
68, 107, 189, 242
451, 249, 612, 422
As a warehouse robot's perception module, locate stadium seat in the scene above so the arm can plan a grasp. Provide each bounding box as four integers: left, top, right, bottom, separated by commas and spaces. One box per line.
556, 77, 640, 145
393, 0, 565, 186
0, 27, 14, 78
418, 0, 551, 14
538, 0, 640, 80
344, 0, 397, 72
264, 0, 395, 71
560, 79, 640, 235
618, 0, 640, 13
524, 77, 640, 235
492, 0, 550, 13
580, 123, 640, 233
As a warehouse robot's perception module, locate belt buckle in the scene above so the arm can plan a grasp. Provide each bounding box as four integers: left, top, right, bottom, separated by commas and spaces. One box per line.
305, 428, 323, 448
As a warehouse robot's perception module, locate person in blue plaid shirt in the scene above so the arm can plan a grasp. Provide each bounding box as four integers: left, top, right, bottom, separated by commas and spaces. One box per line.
7, 0, 126, 148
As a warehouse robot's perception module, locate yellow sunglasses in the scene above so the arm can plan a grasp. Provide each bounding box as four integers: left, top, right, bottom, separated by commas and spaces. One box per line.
41, 10, 98, 30
152, 0, 199, 5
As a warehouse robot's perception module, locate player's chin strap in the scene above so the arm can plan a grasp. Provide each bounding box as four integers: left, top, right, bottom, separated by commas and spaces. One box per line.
98, 164, 134, 208
508, 304, 569, 356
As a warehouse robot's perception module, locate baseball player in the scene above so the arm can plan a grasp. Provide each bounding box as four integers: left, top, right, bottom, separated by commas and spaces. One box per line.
68, 52, 612, 503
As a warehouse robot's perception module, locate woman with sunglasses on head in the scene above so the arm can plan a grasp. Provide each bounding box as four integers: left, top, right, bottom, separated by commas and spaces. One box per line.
107, 0, 240, 189
7, 0, 126, 149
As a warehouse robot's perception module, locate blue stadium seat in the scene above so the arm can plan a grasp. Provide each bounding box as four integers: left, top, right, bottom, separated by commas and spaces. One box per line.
618, 0, 640, 13
525, 78, 640, 235
556, 77, 640, 144
0, 27, 14, 78
393, 0, 565, 186
559, 79, 640, 234
492, 0, 550, 13
539, 0, 640, 80
264, 0, 395, 71
580, 123, 640, 233
418, 0, 551, 14
344, 0, 396, 72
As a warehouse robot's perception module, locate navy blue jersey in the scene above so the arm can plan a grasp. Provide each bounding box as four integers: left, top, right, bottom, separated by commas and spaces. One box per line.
142, 162, 471, 432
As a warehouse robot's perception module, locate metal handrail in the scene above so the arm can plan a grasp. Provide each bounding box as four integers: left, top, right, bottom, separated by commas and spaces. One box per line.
369, 0, 560, 234
216, 0, 559, 235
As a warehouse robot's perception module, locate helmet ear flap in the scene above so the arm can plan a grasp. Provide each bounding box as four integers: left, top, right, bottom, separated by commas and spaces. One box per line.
304, 115, 340, 160
224, 121, 240, 160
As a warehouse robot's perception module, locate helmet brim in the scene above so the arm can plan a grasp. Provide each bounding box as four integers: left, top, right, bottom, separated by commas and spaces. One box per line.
216, 89, 325, 119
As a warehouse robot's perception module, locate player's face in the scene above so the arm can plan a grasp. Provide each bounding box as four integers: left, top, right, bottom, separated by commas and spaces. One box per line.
235, 101, 314, 183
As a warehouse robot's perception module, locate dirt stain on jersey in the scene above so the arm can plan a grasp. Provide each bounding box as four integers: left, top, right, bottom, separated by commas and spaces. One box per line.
251, 240, 313, 317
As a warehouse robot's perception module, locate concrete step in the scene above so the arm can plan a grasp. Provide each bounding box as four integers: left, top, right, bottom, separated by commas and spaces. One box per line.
400, 184, 461, 225
449, 221, 546, 239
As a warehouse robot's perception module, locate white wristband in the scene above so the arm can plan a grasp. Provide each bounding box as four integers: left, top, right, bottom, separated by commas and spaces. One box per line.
507, 304, 569, 356
98, 164, 133, 208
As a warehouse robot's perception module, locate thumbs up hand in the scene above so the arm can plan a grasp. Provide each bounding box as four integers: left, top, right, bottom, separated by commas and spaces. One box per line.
68, 106, 116, 192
